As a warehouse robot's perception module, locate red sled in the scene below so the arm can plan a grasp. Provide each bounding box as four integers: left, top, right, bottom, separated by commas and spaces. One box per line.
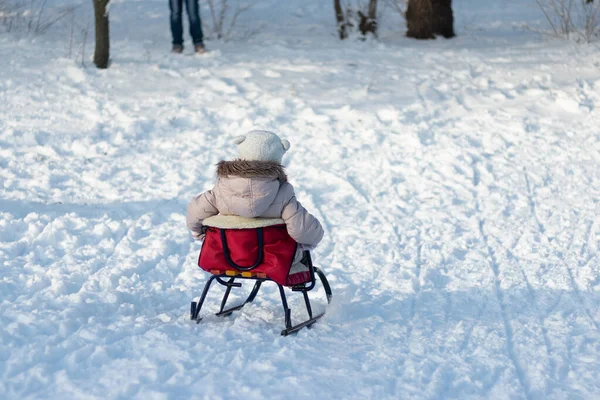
191, 216, 332, 336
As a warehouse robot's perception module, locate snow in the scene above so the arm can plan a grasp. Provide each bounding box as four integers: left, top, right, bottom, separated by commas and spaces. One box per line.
1, 0, 600, 398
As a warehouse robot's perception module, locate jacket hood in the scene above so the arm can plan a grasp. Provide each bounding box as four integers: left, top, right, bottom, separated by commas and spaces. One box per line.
216, 159, 287, 182
214, 159, 286, 218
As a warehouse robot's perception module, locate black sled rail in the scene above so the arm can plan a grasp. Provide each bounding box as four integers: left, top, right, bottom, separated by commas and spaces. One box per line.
190, 252, 332, 336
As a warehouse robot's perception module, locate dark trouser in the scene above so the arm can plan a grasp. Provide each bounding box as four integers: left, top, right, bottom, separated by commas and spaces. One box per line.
169, 0, 204, 46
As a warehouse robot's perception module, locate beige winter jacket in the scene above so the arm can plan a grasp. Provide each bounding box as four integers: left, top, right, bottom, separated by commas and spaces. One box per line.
186, 160, 324, 247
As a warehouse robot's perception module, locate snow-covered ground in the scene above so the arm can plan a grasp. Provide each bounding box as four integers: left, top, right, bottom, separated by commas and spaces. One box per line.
1, 0, 600, 398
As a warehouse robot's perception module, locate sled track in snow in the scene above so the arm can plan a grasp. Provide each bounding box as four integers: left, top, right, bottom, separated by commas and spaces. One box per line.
477, 212, 532, 400
471, 161, 533, 400
524, 170, 600, 333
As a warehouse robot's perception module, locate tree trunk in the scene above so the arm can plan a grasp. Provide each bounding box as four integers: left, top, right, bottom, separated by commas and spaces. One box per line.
406, 0, 455, 39
359, 0, 378, 37
333, 0, 347, 39
93, 0, 110, 69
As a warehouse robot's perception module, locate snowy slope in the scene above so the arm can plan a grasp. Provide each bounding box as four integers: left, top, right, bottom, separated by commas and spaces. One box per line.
1, 0, 600, 398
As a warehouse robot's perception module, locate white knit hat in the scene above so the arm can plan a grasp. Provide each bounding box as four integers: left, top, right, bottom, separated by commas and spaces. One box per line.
233, 130, 290, 164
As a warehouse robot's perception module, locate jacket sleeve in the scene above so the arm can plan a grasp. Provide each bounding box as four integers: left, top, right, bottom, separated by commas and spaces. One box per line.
186, 190, 218, 238
281, 195, 324, 248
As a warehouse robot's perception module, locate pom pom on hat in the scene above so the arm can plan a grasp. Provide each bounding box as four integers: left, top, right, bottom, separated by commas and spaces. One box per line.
234, 130, 290, 163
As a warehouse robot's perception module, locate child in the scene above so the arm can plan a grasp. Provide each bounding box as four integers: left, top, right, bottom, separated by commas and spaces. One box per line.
186, 130, 324, 249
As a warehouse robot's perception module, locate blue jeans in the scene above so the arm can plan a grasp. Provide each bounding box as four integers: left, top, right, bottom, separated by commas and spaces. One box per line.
170, 0, 204, 46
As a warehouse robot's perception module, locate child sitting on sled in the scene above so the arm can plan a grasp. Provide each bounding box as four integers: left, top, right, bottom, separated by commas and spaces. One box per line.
186, 130, 324, 250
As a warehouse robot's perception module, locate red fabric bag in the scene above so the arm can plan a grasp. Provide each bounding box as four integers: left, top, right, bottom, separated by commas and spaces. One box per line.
198, 225, 299, 286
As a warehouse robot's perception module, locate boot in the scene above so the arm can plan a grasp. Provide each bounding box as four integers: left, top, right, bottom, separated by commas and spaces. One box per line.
195, 43, 207, 54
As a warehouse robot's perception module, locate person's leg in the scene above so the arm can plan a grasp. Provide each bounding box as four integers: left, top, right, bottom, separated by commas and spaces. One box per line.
184, 0, 204, 46
169, 0, 184, 46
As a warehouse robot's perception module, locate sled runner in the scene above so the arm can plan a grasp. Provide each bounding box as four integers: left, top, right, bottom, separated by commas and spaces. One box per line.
190, 216, 332, 336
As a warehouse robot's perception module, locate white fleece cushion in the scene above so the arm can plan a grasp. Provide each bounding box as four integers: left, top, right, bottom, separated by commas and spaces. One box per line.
203, 215, 285, 229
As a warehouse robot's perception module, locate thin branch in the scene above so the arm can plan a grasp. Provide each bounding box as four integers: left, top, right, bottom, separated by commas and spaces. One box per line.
225, 3, 251, 39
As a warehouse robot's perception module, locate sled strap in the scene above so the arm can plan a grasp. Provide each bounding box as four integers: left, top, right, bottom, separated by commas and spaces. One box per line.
220, 228, 264, 271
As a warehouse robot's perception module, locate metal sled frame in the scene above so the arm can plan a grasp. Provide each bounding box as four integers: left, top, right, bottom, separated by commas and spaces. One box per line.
190, 251, 332, 336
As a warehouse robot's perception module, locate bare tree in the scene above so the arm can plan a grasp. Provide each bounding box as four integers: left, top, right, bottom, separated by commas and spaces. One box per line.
334, 0, 347, 39
93, 0, 109, 68
206, 0, 253, 40
0, 0, 24, 31
1, 0, 75, 34
359, 0, 378, 36
536, 0, 600, 42
405, 0, 454, 39
333, 0, 379, 40
385, 0, 407, 17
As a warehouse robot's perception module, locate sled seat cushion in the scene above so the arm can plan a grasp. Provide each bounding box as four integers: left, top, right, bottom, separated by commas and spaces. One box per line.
203, 215, 285, 229
198, 216, 311, 286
